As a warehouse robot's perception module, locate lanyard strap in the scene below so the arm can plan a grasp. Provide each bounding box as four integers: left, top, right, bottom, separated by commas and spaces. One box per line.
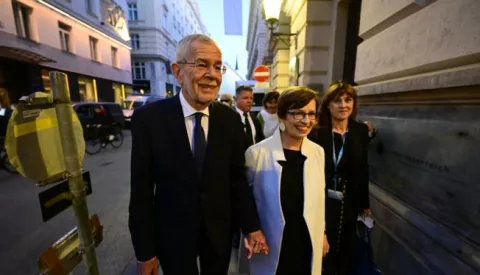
332, 130, 347, 189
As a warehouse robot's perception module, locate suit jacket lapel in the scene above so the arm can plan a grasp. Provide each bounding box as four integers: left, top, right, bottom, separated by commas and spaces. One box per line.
202, 103, 223, 179
321, 128, 335, 172
337, 130, 349, 169
167, 96, 197, 175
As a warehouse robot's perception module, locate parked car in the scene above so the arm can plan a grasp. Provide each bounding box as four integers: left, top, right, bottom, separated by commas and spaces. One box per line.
122, 95, 165, 125
73, 102, 126, 130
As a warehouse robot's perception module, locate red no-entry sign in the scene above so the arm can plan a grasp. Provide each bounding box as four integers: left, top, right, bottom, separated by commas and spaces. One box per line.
253, 65, 270, 82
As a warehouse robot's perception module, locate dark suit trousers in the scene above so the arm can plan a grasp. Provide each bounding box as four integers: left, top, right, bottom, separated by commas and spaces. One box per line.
159, 226, 231, 275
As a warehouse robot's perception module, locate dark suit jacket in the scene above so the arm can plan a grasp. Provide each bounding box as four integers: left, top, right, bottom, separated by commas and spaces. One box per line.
309, 119, 370, 213
128, 96, 260, 262
252, 115, 265, 144
233, 108, 265, 144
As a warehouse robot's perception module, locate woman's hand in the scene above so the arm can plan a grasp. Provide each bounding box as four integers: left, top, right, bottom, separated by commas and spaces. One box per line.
363, 208, 372, 216
323, 234, 330, 257
244, 233, 269, 259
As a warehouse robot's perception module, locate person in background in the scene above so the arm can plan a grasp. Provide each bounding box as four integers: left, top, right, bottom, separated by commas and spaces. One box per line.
256, 91, 280, 138
129, 34, 268, 275
245, 86, 329, 275
219, 93, 234, 107
235, 85, 265, 147
309, 81, 371, 275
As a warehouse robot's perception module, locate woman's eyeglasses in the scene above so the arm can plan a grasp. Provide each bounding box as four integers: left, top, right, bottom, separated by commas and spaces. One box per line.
287, 111, 317, 120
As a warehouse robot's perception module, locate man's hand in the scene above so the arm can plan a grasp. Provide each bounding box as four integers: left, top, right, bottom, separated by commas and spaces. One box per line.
323, 234, 330, 257
137, 256, 159, 275
246, 230, 269, 258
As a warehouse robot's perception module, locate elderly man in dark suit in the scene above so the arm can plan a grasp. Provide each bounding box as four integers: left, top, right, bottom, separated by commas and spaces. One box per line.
128, 34, 268, 275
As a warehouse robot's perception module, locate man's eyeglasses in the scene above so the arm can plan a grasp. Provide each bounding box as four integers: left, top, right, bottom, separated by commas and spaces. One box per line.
287, 111, 317, 120
178, 59, 227, 75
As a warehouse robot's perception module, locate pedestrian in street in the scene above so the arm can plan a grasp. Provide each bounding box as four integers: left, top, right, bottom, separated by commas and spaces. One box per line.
219, 93, 234, 107
234, 85, 265, 148
128, 34, 268, 275
245, 86, 329, 275
256, 90, 280, 138
309, 81, 372, 275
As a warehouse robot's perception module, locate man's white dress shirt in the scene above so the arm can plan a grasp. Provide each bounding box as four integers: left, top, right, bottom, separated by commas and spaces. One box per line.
235, 107, 256, 143
179, 92, 209, 150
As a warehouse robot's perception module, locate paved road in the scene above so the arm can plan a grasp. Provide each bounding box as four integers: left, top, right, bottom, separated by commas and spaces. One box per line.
0, 131, 135, 275
0, 131, 243, 275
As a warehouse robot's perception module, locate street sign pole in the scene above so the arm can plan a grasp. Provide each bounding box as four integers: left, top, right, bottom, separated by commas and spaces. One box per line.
50, 72, 100, 275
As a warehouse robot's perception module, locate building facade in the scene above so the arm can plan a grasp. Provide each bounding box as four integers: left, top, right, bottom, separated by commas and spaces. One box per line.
247, 0, 480, 274
247, 0, 355, 93
219, 62, 245, 96
126, 0, 207, 97
356, 1, 480, 274
245, 0, 270, 80
0, 0, 132, 107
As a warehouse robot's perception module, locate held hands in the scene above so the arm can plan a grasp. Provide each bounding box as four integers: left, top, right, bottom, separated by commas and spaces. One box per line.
244, 230, 269, 259
137, 256, 159, 275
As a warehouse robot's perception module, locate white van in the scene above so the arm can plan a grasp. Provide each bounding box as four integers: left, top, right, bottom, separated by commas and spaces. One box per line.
123, 95, 165, 123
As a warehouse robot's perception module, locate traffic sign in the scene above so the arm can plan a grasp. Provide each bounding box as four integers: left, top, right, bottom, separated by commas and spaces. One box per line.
253, 65, 270, 82
4, 92, 85, 186
38, 171, 93, 222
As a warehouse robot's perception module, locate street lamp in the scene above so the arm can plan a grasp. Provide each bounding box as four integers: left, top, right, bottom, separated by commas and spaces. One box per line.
262, 0, 297, 47
263, 0, 282, 27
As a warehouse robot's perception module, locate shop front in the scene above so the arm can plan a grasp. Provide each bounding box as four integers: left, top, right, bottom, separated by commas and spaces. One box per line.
0, 57, 132, 106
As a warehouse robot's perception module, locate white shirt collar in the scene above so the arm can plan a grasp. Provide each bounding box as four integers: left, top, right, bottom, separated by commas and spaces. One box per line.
179, 90, 209, 118
235, 106, 248, 117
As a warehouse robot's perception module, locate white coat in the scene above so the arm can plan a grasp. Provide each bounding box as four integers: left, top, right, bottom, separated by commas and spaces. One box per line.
245, 129, 326, 275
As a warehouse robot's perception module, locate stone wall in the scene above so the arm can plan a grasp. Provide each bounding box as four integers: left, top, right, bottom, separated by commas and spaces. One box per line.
356, 0, 480, 274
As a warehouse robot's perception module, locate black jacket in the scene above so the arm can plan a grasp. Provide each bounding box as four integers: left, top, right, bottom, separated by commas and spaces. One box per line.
128, 96, 260, 263
310, 119, 370, 212
252, 114, 265, 144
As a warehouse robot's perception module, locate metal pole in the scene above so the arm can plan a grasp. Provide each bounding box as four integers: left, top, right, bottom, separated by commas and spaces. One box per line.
50, 71, 100, 275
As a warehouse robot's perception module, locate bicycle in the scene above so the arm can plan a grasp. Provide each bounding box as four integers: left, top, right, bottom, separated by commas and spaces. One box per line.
0, 137, 17, 174
84, 123, 124, 155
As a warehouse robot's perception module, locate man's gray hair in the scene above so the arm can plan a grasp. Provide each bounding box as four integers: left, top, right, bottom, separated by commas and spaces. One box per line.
175, 34, 219, 63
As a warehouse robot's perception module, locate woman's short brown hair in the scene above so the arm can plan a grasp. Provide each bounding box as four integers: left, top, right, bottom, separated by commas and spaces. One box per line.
318, 81, 358, 126
262, 90, 280, 108
277, 86, 319, 119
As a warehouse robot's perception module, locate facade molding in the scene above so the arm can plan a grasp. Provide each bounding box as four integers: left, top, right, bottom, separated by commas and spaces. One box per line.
38, 0, 131, 49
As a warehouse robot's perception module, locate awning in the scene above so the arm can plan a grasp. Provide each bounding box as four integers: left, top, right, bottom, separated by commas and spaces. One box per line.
0, 46, 55, 64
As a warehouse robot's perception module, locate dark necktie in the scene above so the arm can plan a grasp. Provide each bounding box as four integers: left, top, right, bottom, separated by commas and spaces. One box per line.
243, 112, 254, 147
193, 112, 206, 176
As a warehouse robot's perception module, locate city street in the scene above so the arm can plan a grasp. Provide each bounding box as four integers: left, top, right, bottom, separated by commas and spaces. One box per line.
0, 131, 135, 274
0, 131, 243, 275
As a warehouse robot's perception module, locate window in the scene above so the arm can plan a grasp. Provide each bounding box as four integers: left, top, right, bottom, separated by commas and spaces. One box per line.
58, 21, 72, 52
76, 105, 93, 118
12, 1, 33, 40
130, 33, 140, 49
132, 62, 146, 80
89, 36, 98, 61
111, 47, 119, 68
173, 16, 176, 30
128, 3, 138, 21
86, 0, 93, 12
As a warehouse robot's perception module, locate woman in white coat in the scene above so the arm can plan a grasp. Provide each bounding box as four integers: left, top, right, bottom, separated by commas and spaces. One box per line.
245, 86, 329, 275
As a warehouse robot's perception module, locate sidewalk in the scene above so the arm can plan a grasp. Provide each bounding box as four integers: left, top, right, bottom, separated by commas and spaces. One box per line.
121, 249, 248, 275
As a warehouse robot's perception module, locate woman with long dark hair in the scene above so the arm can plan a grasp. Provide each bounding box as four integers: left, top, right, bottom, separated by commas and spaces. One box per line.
310, 81, 371, 275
